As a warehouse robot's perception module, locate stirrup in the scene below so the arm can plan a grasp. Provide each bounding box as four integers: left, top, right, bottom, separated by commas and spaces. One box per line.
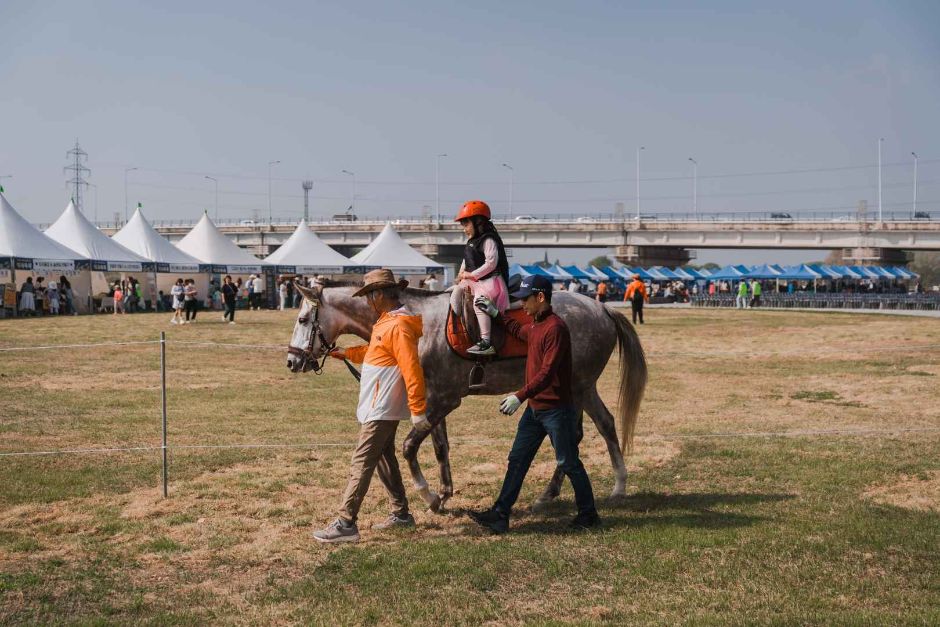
469, 361, 486, 391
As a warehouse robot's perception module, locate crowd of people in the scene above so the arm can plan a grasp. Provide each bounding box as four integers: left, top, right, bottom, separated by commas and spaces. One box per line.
13, 275, 78, 316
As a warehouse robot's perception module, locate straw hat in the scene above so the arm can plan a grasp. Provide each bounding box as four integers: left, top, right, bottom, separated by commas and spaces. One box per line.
352, 268, 409, 297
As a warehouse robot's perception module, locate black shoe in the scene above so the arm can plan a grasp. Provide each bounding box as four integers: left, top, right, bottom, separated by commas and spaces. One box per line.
468, 508, 509, 534
569, 510, 602, 530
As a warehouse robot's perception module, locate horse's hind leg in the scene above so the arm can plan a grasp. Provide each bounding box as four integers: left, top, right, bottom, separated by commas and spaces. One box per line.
583, 387, 628, 499
402, 424, 442, 513
429, 418, 454, 508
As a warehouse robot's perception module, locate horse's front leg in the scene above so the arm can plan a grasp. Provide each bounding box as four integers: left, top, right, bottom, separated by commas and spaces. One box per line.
402, 412, 451, 513
429, 418, 453, 508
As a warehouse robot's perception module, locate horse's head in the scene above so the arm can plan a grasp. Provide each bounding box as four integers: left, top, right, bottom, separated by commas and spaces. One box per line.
286, 280, 336, 373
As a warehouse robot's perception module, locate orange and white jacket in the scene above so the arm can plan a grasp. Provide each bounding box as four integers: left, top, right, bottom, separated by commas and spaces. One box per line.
344, 306, 427, 424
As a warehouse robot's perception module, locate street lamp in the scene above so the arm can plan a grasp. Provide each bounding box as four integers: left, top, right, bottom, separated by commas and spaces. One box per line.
636, 146, 645, 220
877, 138, 883, 222
501, 163, 514, 219
688, 157, 698, 217
267, 160, 280, 224
341, 170, 356, 214
124, 166, 138, 222
912, 152, 918, 215
205, 176, 219, 221
435, 154, 447, 223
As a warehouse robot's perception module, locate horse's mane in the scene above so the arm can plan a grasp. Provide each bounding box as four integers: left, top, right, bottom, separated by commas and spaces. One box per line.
318, 279, 444, 298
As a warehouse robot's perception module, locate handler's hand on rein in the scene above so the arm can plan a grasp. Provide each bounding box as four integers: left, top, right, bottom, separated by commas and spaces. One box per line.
328, 348, 346, 360
499, 395, 522, 415
474, 296, 498, 318
411, 414, 432, 433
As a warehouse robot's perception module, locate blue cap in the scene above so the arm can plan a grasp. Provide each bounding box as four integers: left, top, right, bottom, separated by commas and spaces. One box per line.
512, 275, 553, 299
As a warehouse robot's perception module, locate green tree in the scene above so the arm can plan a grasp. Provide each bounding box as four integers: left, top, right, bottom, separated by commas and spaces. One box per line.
588, 255, 612, 268
910, 252, 940, 289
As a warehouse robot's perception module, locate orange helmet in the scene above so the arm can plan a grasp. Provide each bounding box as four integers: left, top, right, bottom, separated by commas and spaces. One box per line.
455, 200, 491, 222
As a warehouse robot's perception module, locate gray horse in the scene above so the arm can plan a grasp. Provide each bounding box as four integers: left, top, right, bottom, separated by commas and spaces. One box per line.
286, 281, 647, 512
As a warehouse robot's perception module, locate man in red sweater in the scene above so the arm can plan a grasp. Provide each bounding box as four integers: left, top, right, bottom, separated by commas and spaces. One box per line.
469, 275, 600, 534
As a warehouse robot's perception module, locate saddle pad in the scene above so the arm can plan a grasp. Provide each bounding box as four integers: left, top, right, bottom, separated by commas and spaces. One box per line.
446, 307, 529, 360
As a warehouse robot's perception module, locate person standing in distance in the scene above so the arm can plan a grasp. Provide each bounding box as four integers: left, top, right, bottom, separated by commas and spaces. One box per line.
624, 274, 648, 325
470, 275, 600, 534
221, 275, 237, 324
312, 269, 432, 544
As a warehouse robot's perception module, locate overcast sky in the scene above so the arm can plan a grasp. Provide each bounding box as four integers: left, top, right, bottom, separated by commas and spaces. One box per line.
1, 0, 937, 265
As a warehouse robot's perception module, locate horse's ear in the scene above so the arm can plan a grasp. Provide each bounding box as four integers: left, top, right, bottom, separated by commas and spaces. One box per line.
294, 281, 317, 302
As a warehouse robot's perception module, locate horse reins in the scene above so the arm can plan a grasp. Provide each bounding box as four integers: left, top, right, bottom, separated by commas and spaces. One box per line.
287, 299, 335, 375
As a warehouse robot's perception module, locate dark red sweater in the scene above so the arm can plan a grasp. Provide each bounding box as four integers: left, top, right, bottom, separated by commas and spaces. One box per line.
498, 306, 572, 410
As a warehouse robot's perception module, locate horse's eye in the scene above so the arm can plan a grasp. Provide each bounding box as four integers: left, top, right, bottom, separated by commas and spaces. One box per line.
298, 317, 309, 324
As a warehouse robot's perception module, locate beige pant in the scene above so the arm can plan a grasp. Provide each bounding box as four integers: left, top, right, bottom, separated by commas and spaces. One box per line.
339, 419, 409, 523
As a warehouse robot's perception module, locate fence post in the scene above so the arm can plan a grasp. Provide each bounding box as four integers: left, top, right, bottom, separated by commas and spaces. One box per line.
161, 331, 168, 498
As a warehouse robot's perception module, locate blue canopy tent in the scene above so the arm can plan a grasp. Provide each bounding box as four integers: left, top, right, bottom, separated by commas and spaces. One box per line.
778, 264, 823, 280
671, 267, 698, 281
601, 266, 632, 282
522, 264, 554, 278
830, 265, 863, 279
694, 267, 713, 279
849, 265, 881, 280
886, 266, 918, 279
639, 267, 668, 281
807, 264, 843, 280
509, 263, 532, 278
625, 267, 655, 280
745, 264, 783, 279
583, 265, 611, 281
652, 266, 681, 280
562, 265, 594, 280
707, 265, 748, 281
867, 266, 896, 280
545, 264, 574, 281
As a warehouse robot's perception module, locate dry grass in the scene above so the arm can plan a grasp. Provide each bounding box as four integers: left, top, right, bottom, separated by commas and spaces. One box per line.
1, 307, 939, 624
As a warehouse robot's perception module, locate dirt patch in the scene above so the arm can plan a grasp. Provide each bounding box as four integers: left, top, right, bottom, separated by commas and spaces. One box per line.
862, 470, 940, 513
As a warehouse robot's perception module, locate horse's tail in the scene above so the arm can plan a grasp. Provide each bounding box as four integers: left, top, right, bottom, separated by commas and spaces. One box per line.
605, 306, 648, 454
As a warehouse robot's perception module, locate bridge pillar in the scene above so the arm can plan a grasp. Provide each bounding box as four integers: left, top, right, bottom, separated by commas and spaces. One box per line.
614, 245, 692, 267
841, 247, 910, 266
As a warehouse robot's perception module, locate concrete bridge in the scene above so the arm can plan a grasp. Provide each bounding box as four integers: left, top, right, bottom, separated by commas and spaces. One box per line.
101, 213, 940, 267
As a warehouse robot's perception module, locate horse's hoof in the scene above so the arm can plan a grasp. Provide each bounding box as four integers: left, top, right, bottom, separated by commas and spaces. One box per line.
427, 493, 442, 514
531, 497, 553, 513
607, 492, 627, 504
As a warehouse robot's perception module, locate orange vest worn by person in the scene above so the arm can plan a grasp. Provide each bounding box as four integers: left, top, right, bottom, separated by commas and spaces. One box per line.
625, 279, 648, 302
343, 306, 427, 424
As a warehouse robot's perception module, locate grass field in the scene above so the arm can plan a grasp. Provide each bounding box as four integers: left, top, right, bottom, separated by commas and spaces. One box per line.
1, 307, 938, 625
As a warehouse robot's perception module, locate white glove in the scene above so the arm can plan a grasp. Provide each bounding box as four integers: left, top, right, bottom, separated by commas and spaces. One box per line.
499, 395, 522, 415
474, 296, 498, 318
411, 414, 432, 433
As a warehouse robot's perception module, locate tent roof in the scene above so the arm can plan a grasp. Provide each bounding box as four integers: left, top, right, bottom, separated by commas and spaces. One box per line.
745, 263, 784, 279
778, 264, 822, 280
545, 264, 573, 280
176, 213, 268, 270
643, 267, 671, 280
584, 265, 611, 280
112, 207, 203, 268
600, 266, 628, 281
509, 263, 532, 277
522, 264, 554, 277
887, 265, 918, 279
561, 265, 593, 280
830, 265, 862, 279
807, 264, 843, 279
652, 266, 681, 280
671, 267, 698, 280
0, 192, 84, 261
46, 201, 148, 264
848, 265, 881, 279
264, 219, 355, 272
707, 265, 748, 280
350, 224, 442, 273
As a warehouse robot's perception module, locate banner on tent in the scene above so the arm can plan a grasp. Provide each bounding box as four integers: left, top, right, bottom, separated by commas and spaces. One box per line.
33, 259, 77, 273
275, 265, 347, 275
155, 263, 202, 273
383, 266, 443, 275
210, 264, 263, 274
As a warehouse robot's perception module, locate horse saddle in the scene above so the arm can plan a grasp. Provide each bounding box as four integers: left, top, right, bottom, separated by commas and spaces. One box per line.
445, 275, 528, 361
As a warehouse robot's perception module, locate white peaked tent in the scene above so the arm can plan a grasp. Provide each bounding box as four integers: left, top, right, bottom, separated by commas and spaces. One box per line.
175, 213, 266, 273
113, 207, 203, 271
351, 223, 443, 275
264, 219, 355, 273
113, 207, 208, 310
46, 201, 149, 271
1, 191, 92, 314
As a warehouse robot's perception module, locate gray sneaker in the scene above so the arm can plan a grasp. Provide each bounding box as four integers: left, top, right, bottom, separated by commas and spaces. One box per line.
372, 513, 416, 530
313, 518, 360, 544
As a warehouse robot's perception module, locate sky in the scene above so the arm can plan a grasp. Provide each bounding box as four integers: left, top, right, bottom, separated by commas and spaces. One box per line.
1, 0, 938, 265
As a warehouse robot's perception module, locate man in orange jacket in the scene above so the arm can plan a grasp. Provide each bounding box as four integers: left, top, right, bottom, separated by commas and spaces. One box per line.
313, 269, 431, 544
624, 274, 648, 324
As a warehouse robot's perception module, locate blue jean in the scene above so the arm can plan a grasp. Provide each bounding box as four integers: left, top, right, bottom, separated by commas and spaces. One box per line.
495, 405, 596, 516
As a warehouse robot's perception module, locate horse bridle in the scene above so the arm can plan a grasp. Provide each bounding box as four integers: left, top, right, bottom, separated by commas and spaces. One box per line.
287, 298, 335, 375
